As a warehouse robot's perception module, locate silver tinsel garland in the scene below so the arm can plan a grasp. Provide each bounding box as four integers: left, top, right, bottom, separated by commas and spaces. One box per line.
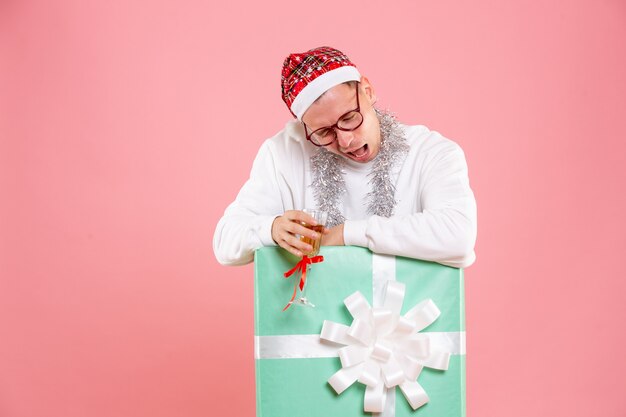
310, 109, 409, 228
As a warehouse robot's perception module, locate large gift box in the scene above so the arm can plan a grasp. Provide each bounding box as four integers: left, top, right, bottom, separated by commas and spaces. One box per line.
254, 246, 466, 417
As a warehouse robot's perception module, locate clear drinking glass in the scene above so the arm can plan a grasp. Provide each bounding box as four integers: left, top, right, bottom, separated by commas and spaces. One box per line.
294, 209, 328, 307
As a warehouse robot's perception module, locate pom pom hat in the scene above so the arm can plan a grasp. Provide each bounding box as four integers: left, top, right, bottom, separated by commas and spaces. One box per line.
281, 46, 361, 120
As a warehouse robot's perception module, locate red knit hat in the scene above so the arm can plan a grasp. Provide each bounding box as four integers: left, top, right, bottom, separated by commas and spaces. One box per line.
281, 46, 361, 119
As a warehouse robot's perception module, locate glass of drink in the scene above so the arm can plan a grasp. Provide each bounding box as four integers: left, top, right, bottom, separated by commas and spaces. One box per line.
300, 209, 327, 257
294, 209, 327, 307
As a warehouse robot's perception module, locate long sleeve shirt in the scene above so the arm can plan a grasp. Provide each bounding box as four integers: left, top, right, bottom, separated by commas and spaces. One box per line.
213, 120, 477, 268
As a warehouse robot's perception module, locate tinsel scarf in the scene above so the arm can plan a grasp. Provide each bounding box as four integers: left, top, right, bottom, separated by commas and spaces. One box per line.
310, 109, 409, 228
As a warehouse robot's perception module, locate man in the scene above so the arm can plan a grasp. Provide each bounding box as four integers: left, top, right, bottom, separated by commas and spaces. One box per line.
213, 46, 477, 268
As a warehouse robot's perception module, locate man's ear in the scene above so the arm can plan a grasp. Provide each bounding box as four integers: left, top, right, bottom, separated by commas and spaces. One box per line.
360, 75, 377, 105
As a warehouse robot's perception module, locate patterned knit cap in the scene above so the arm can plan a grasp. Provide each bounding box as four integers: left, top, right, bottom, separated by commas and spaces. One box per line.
281, 46, 361, 120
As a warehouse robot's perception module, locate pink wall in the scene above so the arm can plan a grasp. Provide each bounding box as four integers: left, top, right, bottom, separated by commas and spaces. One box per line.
1, 1, 625, 416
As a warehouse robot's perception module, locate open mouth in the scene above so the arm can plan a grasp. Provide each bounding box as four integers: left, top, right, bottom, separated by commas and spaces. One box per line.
347, 144, 369, 160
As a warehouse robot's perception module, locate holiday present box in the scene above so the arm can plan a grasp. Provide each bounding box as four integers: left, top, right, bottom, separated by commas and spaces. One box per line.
254, 246, 466, 417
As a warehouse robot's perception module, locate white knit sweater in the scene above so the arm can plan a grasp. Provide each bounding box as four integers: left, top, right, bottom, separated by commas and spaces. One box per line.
213, 120, 477, 268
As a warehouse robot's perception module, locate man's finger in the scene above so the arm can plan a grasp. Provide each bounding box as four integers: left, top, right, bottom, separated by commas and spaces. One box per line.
287, 210, 317, 226
285, 244, 303, 257
283, 242, 307, 257
287, 222, 320, 239
284, 233, 313, 253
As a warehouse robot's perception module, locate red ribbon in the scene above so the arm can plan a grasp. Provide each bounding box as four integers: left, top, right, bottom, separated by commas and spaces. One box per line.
283, 255, 324, 311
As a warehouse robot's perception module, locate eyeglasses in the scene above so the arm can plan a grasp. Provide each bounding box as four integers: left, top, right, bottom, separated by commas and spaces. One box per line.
303, 82, 364, 147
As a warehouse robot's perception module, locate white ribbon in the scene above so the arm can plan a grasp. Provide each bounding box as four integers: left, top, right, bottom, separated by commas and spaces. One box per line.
321, 280, 450, 413
255, 332, 464, 359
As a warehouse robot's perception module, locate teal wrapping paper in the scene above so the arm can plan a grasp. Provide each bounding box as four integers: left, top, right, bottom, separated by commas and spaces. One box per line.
254, 246, 466, 417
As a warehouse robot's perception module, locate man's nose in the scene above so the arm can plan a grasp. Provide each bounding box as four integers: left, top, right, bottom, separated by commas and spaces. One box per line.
336, 129, 354, 149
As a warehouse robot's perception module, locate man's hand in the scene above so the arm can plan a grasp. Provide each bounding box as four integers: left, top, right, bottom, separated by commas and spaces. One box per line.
321, 224, 345, 246
271, 210, 321, 257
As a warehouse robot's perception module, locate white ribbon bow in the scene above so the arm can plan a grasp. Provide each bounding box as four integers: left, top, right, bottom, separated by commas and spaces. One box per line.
320, 280, 450, 413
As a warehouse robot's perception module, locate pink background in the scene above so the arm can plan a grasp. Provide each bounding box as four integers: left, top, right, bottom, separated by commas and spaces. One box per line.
1, 1, 625, 416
